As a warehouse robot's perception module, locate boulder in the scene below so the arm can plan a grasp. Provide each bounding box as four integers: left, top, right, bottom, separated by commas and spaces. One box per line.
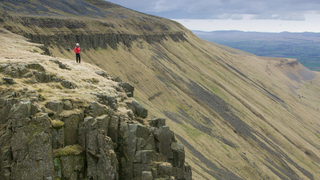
49, 60, 71, 70
53, 145, 85, 179
171, 142, 185, 168
88, 101, 109, 118
22, 72, 33, 78
91, 93, 118, 110
108, 115, 119, 147
133, 163, 152, 179
46, 101, 63, 112
183, 163, 192, 180
52, 128, 65, 149
60, 80, 77, 89
140, 150, 157, 164
137, 134, 155, 151
149, 118, 166, 128
62, 100, 73, 110
33, 71, 55, 83
30, 102, 41, 116
78, 117, 118, 180
31, 113, 51, 130
4, 64, 29, 78
114, 76, 122, 82
2, 77, 15, 84
49, 59, 60, 64
95, 70, 109, 78
157, 163, 172, 178
126, 100, 148, 118
154, 126, 175, 160
0, 98, 16, 125
96, 114, 111, 135
0, 144, 11, 180
60, 154, 85, 179
10, 101, 31, 119
118, 82, 134, 97
26, 63, 45, 71
142, 171, 153, 180
10, 117, 55, 180
0, 63, 9, 72
119, 123, 138, 179
59, 110, 83, 146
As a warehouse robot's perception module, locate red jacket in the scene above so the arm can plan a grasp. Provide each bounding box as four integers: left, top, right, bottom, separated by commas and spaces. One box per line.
74, 47, 81, 54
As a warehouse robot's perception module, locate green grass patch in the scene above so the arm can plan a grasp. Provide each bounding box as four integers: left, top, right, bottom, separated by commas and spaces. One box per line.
182, 124, 203, 139
314, 133, 320, 140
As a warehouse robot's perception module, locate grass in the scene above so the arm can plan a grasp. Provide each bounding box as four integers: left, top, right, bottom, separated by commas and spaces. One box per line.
182, 124, 203, 139
314, 133, 320, 140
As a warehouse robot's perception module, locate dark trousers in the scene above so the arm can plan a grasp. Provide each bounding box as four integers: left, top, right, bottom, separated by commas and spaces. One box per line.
76, 53, 81, 63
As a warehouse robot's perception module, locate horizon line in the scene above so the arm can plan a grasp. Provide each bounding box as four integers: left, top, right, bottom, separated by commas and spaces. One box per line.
191, 30, 320, 33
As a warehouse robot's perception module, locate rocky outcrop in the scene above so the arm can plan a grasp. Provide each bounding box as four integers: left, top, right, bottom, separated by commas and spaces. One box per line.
23, 32, 187, 51
0, 12, 187, 52
0, 62, 61, 84
0, 61, 192, 180
49, 59, 71, 70
126, 100, 148, 118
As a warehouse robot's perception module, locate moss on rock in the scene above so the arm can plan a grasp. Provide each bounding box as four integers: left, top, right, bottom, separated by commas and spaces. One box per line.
53, 144, 84, 157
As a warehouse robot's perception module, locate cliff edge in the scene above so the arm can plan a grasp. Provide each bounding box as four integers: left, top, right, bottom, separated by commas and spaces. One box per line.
0, 28, 192, 180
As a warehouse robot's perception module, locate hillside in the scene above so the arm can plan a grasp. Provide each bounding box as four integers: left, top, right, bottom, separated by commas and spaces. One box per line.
193, 30, 320, 71
0, 28, 192, 180
1, 0, 320, 180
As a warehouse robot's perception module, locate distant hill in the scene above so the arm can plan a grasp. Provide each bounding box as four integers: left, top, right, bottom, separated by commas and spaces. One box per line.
193, 30, 320, 71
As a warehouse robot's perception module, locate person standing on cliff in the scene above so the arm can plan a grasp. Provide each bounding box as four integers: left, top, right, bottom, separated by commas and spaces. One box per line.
74, 43, 81, 63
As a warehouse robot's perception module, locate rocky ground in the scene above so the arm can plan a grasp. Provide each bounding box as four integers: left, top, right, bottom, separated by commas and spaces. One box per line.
0, 28, 192, 180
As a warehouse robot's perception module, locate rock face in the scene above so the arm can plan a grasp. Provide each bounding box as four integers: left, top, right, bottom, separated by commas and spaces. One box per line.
0, 62, 192, 180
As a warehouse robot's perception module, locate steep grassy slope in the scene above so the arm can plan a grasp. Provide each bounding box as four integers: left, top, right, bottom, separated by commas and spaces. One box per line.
63, 33, 320, 180
1, 1, 320, 179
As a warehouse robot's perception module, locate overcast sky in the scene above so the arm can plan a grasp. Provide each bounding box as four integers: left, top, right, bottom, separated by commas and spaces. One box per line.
107, 0, 320, 32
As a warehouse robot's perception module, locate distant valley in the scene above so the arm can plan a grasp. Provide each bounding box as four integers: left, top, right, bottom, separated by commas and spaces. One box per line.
193, 30, 320, 71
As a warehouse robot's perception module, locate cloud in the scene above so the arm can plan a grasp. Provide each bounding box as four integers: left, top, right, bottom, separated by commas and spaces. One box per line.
106, 0, 320, 20
251, 13, 306, 21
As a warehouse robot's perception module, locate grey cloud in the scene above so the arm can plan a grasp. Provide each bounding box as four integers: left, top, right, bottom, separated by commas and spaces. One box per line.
106, 0, 320, 20
251, 13, 306, 21
230, 14, 244, 20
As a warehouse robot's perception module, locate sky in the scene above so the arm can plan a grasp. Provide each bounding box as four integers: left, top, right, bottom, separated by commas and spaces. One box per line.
106, 0, 320, 32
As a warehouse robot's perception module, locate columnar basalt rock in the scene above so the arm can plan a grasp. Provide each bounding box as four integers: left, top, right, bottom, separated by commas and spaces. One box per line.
0, 61, 192, 180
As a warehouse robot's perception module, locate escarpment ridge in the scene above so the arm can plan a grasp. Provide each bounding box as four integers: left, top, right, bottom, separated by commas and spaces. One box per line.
1, 0, 320, 180
0, 0, 187, 52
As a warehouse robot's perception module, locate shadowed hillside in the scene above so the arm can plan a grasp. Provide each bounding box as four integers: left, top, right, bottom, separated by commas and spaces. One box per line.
1, 0, 320, 179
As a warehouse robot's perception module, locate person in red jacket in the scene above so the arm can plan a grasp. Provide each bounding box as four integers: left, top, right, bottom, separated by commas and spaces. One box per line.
74, 43, 81, 63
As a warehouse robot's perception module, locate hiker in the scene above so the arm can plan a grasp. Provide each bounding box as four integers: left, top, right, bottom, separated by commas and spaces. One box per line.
74, 43, 81, 63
